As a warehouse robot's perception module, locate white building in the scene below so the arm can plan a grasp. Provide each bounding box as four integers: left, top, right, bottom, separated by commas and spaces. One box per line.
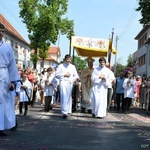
0, 14, 61, 71
36, 46, 61, 73
133, 25, 150, 78
0, 14, 31, 69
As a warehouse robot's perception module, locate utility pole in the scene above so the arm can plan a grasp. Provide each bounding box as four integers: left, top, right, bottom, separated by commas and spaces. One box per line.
69, 28, 72, 55
114, 35, 118, 75
108, 28, 114, 68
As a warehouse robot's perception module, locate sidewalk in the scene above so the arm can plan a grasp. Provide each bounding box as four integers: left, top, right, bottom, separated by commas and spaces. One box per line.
128, 107, 150, 123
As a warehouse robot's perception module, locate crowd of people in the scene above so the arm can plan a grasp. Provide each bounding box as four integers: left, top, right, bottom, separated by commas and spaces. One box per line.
0, 22, 149, 137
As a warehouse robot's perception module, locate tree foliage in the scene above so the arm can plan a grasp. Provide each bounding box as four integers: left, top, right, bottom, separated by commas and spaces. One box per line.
71, 56, 87, 71
19, 0, 74, 68
38, 48, 49, 67
30, 53, 38, 65
112, 63, 126, 77
136, 0, 150, 26
126, 54, 133, 67
38, 49, 48, 60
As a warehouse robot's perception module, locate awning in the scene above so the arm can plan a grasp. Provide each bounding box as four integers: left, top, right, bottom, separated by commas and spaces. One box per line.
71, 36, 117, 57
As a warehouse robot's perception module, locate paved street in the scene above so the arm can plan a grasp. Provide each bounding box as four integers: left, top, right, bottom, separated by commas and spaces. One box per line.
0, 102, 150, 150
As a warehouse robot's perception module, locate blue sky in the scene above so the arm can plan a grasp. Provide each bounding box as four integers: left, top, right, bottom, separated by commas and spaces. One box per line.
0, 0, 143, 66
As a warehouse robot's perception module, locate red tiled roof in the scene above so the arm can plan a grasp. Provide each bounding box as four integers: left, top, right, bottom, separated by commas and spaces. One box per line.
38, 55, 56, 61
31, 48, 59, 64
0, 14, 29, 45
31, 47, 60, 55
48, 46, 60, 54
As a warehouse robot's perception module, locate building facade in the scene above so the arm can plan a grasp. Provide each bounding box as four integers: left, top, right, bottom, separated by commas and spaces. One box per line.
0, 14, 31, 69
133, 25, 150, 78
0, 14, 61, 72
36, 46, 61, 73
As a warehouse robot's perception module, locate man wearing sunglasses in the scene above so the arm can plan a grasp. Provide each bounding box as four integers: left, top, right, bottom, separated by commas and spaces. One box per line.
0, 23, 20, 136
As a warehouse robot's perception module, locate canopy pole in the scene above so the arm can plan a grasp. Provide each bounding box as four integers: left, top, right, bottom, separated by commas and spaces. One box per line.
108, 28, 114, 68
69, 28, 72, 55
72, 47, 75, 65
114, 35, 118, 75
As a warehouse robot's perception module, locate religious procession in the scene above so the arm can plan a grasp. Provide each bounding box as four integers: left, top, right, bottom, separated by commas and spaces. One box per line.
1, 23, 150, 138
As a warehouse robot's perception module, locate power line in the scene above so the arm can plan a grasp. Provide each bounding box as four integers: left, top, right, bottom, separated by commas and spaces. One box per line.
118, 0, 138, 39
0, 1, 29, 42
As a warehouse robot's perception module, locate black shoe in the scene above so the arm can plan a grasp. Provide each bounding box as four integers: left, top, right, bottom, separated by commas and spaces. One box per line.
49, 105, 53, 110
92, 114, 95, 118
24, 111, 27, 116
97, 117, 103, 119
45, 109, 49, 112
116, 109, 120, 112
0, 131, 7, 136
81, 107, 85, 113
127, 110, 130, 114
124, 109, 130, 114
62, 114, 67, 119
10, 124, 18, 131
88, 110, 92, 114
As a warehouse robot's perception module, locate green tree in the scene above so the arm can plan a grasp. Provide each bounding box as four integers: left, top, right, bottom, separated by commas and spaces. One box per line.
30, 53, 38, 66
136, 0, 150, 26
126, 54, 133, 67
112, 63, 126, 77
19, 0, 74, 69
72, 56, 87, 71
38, 48, 48, 68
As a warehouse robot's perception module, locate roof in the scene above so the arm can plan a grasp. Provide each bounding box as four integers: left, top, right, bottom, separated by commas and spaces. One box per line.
38, 55, 58, 62
31, 46, 60, 64
31, 46, 60, 55
48, 46, 60, 54
135, 25, 150, 40
0, 14, 29, 45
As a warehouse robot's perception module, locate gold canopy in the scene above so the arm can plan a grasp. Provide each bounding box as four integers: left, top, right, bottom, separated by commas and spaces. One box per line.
71, 36, 117, 57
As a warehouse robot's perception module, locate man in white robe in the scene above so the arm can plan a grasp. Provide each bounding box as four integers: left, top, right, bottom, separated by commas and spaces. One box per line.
80, 57, 95, 113
0, 23, 20, 136
91, 57, 113, 119
55, 54, 79, 119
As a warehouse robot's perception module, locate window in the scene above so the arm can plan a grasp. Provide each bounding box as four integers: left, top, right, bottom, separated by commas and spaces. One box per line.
138, 32, 148, 48
138, 54, 146, 66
